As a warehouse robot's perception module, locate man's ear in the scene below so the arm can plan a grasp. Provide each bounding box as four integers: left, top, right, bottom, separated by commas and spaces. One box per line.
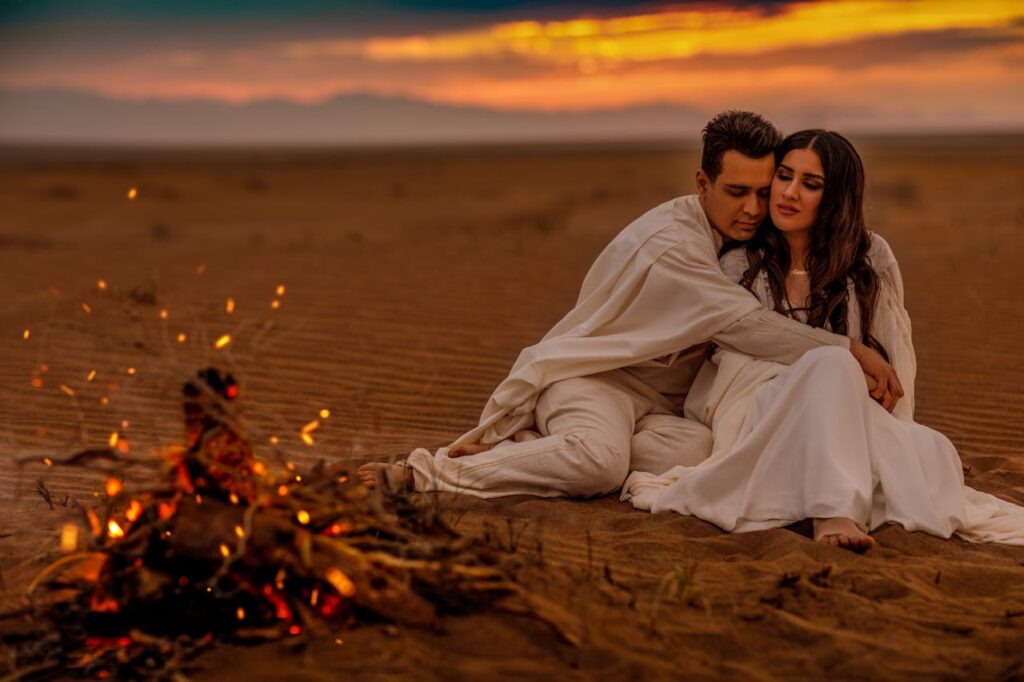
696, 169, 712, 200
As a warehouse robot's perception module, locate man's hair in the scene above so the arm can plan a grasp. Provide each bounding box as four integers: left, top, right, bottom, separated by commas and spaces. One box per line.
700, 110, 782, 182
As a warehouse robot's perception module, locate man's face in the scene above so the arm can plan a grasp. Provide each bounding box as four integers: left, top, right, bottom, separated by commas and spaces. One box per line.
696, 150, 776, 241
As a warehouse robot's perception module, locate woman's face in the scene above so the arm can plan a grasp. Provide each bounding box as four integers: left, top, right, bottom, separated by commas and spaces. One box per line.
770, 148, 825, 234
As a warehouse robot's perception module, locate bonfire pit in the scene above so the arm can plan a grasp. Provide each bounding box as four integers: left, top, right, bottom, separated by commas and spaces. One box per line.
1, 368, 576, 680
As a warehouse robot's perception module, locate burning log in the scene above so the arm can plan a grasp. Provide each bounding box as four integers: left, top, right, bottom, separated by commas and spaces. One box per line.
1, 368, 579, 680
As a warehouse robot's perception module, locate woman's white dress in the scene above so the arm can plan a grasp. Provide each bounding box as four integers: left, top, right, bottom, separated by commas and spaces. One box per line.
621, 235, 1024, 545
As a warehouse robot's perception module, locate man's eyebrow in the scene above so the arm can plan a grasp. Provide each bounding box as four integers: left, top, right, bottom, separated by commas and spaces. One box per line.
722, 183, 753, 190
778, 164, 825, 181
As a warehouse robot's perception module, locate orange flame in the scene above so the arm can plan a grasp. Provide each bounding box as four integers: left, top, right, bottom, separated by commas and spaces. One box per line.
107, 519, 125, 539
60, 524, 79, 553
105, 477, 122, 497
215, 334, 232, 349
325, 567, 357, 597
125, 499, 143, 522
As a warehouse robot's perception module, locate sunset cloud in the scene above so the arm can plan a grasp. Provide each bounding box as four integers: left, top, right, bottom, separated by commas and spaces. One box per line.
1, 0, 1022, 137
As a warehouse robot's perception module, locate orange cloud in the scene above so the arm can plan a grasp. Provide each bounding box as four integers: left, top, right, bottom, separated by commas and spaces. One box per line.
282, 0, 1024, 68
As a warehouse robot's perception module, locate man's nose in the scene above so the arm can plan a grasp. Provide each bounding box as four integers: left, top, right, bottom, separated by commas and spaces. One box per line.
742, 193, 762, 217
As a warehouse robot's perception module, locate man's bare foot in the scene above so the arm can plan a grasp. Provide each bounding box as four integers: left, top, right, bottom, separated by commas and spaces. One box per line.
356, 462, 414, 493
813, 517, 875, 552
447, 443, 494, 458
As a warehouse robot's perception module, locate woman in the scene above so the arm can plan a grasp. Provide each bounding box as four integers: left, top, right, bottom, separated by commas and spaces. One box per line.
622, 130, 1024, 551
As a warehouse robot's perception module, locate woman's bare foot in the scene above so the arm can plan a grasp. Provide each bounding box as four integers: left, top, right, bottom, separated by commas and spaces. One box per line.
356, 462, 414, 493
447, 443, 494, 458
813, 517, 875, 552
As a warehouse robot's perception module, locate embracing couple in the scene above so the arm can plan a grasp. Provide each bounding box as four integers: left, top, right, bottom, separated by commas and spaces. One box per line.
359, 111, 1024, 551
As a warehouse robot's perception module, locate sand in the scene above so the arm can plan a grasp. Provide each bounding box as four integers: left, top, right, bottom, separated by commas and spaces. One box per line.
1, 138, 1022, 680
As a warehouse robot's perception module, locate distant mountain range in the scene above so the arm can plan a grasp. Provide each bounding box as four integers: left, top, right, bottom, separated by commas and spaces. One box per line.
0, 88, 711, 146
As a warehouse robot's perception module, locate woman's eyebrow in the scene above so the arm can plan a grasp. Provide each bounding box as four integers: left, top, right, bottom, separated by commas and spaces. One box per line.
778, 163, 825, 181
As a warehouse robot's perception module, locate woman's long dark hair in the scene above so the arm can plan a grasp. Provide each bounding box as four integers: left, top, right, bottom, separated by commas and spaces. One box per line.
738, 129, 889, 359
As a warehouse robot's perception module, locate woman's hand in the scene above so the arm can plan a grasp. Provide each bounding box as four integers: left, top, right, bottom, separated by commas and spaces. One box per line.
851, 340, 903, 412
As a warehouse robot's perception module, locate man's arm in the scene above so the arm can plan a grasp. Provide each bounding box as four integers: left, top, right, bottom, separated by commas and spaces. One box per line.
712, 301, 903, 411
684, 241, 903, 409
712, 307, 848, 363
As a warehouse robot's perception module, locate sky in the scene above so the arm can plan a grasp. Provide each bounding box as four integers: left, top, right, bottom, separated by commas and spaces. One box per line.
1, 0, 1022, 144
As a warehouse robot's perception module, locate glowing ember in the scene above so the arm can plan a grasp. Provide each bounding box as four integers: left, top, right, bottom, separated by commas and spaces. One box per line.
234, 525, 244, 538
252, 461, 267, 476
300, 419, 320, 446
269, 436, 279, 445
121, 419, 130, 429
288, 624, 302, 637
105, 477, 122, 497
319, 409, 330, 419
229, 493, 239, 505
97, 279, 108, 291
177, 332, 187, 343
107, 520, 125, 539
219, 544, 230, 558
117, 440, 130, 454
43, 457, 53, 466
100, 396, 110, 406
215, 334, 232, 349
86, 369, 97, 381
59, 384, 75, 396
296, 510, 311, 525
60, 524, 78, 553
125, 499, 143, 522
270, 299, 281, 310
81, 303, 92, 314
22, 329, 30, 340
277, 485, 289, 496
225, 298, 235, 314
127, 367, 136, 375
310, 585, 320, 606
31, 377, 43, 388
236, 607, 245, 621
108, 431, 119, 448
159, 309, 169, 319
276, 284, 286, 296
196, 263, 206, 274
127, 187, 138, 200
325, 568, 357, 597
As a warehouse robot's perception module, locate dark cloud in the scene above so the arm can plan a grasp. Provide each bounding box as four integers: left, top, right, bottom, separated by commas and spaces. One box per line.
0, 0, 796, 28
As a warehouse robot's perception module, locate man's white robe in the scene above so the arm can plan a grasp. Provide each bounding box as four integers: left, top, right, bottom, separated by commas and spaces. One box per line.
451, 194, 848, 449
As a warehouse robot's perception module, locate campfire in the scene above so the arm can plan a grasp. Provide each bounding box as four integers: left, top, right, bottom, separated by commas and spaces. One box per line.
2, 368, 577, 680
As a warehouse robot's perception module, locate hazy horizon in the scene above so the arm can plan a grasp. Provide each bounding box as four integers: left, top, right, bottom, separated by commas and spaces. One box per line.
3, 1, 1022, 144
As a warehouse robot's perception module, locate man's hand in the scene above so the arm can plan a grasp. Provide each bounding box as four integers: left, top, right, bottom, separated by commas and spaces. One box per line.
851, 340, 903, 413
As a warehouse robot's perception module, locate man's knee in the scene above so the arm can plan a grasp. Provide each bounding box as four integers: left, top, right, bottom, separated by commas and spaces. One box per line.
565, 433, 629, 496
537, 375, 603, 410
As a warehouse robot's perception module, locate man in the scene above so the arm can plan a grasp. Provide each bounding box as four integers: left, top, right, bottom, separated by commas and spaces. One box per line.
358, 111, 902, 497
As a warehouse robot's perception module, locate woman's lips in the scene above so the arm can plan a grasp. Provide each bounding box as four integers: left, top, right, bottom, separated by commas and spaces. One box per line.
775, 204, 799, 216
